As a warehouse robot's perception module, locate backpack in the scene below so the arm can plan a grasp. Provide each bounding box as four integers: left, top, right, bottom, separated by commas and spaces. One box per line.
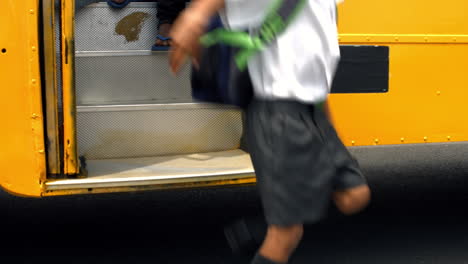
191, 0, 308, 109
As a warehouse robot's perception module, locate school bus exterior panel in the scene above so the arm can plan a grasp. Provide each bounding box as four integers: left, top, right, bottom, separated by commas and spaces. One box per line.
0, 0, 467, 197
332, 0, 468, 146
0, 0, 45, 197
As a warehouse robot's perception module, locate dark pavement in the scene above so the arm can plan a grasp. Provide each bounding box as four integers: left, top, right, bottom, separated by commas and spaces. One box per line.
2, 182, 468, 264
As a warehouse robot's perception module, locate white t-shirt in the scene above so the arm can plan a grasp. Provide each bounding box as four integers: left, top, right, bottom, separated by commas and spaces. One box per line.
220, 0, 342, 104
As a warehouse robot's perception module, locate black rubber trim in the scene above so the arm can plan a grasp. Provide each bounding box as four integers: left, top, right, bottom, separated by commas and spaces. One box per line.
331, 45, 389, 94
349, 142, 468, 202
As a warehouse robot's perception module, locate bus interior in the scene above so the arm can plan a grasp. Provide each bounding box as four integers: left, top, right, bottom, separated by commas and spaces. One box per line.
43, 1, 256, 194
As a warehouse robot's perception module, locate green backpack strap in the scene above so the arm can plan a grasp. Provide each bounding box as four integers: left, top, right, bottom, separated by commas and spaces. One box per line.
200, 0, 308, 71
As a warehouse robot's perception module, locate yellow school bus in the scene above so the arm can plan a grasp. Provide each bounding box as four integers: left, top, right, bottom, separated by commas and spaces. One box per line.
1, 0, 467, 198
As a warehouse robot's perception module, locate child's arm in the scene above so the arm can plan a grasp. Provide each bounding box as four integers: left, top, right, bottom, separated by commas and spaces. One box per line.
169, 0, 225, 74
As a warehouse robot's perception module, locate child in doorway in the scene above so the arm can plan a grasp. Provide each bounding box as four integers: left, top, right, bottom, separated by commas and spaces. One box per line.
169, 0, 372, 263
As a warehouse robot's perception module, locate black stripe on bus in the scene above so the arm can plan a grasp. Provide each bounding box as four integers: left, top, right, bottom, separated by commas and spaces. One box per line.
331, 45, 389, 94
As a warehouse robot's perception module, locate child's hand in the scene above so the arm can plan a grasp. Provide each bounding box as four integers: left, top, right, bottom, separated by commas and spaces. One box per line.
169, 9, 207, 74
168, 45, 193, 75
169, 45, 186, 75
169, 44, 201, 75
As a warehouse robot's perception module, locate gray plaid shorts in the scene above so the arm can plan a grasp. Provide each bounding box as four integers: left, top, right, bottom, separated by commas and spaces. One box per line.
246, 99, 367, 226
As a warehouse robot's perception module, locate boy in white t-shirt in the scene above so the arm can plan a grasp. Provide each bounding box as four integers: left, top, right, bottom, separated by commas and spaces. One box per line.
169, 0, 371, 263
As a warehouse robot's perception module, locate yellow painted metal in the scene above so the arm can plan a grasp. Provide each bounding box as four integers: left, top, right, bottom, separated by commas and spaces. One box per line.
337, 0, 468, 35
329, 44, 468, 146
3, 0, 467, 197
339, 34, 468, 44
43, 0, 61, 174
327, 0, 468, 146
61, 0, 79, 175
0, 0, 45, 197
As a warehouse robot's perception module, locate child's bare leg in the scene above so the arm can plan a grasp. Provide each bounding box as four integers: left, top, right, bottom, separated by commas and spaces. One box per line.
155, 24, 172, 46
156, 0, 186, 47
333, 184, 371, 215
257, 224, 303, 264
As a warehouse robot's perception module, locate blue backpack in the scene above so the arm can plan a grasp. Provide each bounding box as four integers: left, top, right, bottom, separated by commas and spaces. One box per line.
191, 16, 253, 109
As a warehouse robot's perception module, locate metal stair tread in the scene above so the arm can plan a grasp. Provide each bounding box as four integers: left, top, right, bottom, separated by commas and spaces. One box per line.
45, 149, 254, 190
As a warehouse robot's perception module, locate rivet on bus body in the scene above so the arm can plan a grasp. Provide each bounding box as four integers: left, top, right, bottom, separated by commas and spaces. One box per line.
374, 139, 379, 144
436, 91, 441, 95
424, 37, 428, 42
29, 9, 35, 14
38, 149, 45, 154
424, 136, 428, 141
366, 37, 370, 41
32, 46, 36, 52
400, 138, 405, 142
447, 136, 451, 141
31, 79, 37, 84
394, 37, 399, 42
32, 114, 39, 119
453, 38, 457, 42
351, 140, 355, 146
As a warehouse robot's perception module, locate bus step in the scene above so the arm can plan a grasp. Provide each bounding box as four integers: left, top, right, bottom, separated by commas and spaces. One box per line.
77, 103, 243, 160
45, 149, 255, 191
76, 2, 160, 52
75, 51, 192, 105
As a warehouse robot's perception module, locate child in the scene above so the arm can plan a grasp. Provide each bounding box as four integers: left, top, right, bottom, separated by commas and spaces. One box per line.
153, 0, 186, 50
169, 0, 371, 263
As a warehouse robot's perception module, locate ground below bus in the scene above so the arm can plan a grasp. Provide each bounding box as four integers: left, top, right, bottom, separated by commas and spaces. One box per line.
2, 181, 468, 263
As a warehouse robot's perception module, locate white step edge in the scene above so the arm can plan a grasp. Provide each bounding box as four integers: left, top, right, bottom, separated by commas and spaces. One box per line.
76, 50, 165, 57
77, 103, 239, 112
84, 2, 158, 9
45, 150, 254, 190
